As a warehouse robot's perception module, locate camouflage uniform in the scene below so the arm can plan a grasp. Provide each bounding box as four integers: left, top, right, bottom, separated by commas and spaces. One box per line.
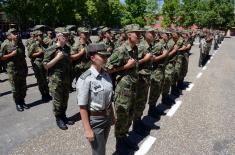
28, 34, 50, 98
148, 40, 166, 107
133, 39, 149, 121
0, 34, 28, 105
43, 44, 71, 118
162, 38, 176, 98
106, 41, 139, 138
71, 27, 91, 85
173, 37, 185, 87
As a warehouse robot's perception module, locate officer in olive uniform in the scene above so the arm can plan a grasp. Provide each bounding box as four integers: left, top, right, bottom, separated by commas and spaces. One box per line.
43, 27, 74, 130
0, 28, 29, 111
28, 30, 52, 102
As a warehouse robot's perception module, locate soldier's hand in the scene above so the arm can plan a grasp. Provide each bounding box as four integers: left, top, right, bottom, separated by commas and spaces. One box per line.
124, 58, 136, 70
85, 129, 95, 142
10, 50, 17, 57
80, 48, 86, 54
107, 47, 112, 52
55, 51, 64, 60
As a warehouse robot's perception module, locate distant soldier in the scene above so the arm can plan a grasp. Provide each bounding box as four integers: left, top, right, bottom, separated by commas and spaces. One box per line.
0, 28, 29, 111
101, 27, 114, 54
28, 30, 52, 102
43, 27, 74, 130
70, 27, 91, 91
43, 31, 54, 48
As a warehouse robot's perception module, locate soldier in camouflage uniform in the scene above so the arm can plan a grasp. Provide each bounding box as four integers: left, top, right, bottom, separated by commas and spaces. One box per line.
43, 31, 54, 48
178, 30, 193, 87
161, 29, 178, 105
0, 28, 29, 111
43, 27, 74, 130
25, 31, 36, 52
106, 24, 143, 152
146, 28, 169, 118
70, 27, 91, 91
114, 29, 127, 49
171, 30, 187, 95
132, 26, 152, 136
28, 30, 52, 102
101, 27, 114, 54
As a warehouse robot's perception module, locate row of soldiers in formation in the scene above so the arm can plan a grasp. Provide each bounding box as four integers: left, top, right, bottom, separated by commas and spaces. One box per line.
0, 24, 224, 152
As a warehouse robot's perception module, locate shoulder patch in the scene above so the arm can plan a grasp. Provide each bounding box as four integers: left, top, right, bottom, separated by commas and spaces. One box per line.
80, 70, 91, 80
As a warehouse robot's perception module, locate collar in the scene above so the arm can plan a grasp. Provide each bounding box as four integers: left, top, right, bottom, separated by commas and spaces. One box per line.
90, 66, 104, 78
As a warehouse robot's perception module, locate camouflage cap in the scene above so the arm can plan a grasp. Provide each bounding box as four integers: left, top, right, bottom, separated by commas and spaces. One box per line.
54, 27, 70, 34
143, 26, 156, 32
77, 27, 89, 33
7, 28, 17, 34
159, 29, 172, 34
125, 24, 143, 33
34, 30, 43, 36
86, 43, 110, 57
102, 27, 111, 33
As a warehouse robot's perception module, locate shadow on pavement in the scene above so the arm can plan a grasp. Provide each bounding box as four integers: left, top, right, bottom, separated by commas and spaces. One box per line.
27, 99, 44, 108
0, 90, 12, 97
27, 83, 38, 89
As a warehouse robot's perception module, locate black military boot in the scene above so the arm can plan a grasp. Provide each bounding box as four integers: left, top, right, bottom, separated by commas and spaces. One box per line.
148, 105, 165, 118
16, 103, 24, 112
132, 119, 150, 137
171, 85, 181, 97
20, 99, 30, 109
62, 116, 75, 125
42, 94, 52, 102
116, 137, 135, 155
162, 95, 175, 106
117, 136, 139, 151
56, 117, 68, 130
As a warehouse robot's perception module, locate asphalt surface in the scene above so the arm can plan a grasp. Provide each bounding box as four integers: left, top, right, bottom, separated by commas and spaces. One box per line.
0, 37, 235, 155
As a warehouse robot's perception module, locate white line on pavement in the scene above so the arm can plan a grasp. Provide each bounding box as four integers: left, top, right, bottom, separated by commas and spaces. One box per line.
207, 60, 211, 64
135, 136, 156, 155
202, 66, 207, 70
186, 83, 194, 92
166, 100, 182, 117
196, 72, 203, 79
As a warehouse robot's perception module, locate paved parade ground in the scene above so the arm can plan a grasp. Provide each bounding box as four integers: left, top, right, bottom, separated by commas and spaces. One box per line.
1, 37, 235, 155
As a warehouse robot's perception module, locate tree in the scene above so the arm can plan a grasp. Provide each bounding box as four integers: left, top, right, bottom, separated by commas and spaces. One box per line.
120, 0, 158, 26
161, 0, 180, 27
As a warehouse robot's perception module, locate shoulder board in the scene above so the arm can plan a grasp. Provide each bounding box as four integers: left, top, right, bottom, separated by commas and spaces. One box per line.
80, 70, 91, 80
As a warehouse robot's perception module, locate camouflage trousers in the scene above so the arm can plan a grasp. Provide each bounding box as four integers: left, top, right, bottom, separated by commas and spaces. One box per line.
133, 75, 149, 121
7, 69, 28, 104
162, 60, 175, 97
149, 66, 165, 106
173, 53, 189, 85
32, 62, 49, 96
114, 76, 137, 138
49, 75, 70, 117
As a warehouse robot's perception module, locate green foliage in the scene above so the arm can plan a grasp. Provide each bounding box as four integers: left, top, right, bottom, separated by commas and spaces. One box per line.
120, 0, 158, 26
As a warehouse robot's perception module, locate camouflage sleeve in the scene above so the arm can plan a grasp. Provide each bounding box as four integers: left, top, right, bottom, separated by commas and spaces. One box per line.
0, 43, 4, 57
28, 43, 37, 58
105, 48, 124, 70
71, 43, 80, 55
43, 45, 57, 63
176, 39, 184, 46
